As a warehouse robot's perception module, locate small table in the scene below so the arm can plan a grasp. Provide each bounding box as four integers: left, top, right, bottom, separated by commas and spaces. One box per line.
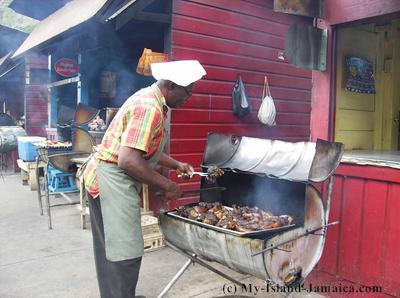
17, 159, 46, 190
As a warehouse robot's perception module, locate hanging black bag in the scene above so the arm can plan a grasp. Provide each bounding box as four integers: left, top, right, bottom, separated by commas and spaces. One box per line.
232, 76, 252, 117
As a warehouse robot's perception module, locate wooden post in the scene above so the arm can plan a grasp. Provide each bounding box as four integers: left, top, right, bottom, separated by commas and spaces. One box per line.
142, 183, 149, 212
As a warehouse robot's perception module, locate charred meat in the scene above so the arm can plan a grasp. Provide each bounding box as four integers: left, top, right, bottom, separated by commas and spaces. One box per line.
206, 166, 224, 184
176, 202, 294, 232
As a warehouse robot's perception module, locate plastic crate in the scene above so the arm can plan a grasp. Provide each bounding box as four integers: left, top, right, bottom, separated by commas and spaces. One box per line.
17, 137, 46, 161
47, 167, 78, 193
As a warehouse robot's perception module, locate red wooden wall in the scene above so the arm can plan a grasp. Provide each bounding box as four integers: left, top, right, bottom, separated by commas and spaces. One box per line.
168, 0, 312, 198
309, 1, 400, 296
24, 54, 48, 137
308, 164, 400, 297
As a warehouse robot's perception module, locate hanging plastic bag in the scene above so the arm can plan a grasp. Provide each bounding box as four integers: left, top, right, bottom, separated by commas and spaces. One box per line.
136, 48, 169, 76
232, 76, 252, 117
257, 76, 276, 126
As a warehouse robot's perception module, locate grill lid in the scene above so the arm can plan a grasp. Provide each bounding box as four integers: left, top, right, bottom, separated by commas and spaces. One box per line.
202, 133, 344, 183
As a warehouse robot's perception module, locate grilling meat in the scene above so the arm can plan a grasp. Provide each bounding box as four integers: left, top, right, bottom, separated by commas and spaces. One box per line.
176, 202, 294, 232
205, 166, 224, 184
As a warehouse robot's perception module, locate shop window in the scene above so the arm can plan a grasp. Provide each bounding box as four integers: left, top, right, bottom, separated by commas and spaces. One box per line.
335, 20, 400, 151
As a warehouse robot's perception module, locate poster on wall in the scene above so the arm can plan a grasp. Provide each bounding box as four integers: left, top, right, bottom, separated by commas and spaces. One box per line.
344, 56, 376, 94
100, 71, 117, 99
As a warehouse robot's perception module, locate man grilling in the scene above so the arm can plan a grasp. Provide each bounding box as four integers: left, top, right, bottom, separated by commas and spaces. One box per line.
82, 60, 206, 298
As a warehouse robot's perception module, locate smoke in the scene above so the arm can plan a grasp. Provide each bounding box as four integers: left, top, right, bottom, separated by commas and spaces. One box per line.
249, 176, 306, 225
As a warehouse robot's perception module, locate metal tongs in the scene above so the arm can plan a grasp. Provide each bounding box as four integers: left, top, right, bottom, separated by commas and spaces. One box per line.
178, 171, 208, 178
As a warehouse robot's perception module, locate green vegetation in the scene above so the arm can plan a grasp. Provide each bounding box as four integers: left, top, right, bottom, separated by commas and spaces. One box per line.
0, 0, 39, 33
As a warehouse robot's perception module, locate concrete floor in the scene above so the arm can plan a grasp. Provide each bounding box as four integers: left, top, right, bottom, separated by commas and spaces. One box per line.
0, 174, 324, 298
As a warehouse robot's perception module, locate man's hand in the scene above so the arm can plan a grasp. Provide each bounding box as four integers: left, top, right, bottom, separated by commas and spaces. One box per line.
177, 162, 194, 179
164, 181, 183, 200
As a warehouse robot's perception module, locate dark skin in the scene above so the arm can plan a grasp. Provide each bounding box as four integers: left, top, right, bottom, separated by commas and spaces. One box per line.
118, 80, 195, 200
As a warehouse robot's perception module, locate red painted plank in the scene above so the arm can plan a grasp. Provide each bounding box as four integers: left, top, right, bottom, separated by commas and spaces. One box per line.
193, 80, 311, 101
318, 176, 343, 274
26, 54, 47, 68
26, 105, 48, 113
336, 164, 400, 184
181, 0, 308, 25
183, 94, 311, 113
324, 0, 400, 25
26, 127, 47, 137
359, 181, 388, 286
27, 119, 47, 125
242, 0, 273, 9
27, 113, 47, 120
382, 183, 400, 296
171, 153, 204, 166
337, 177, 364, 282
170, 123, 310, 139
173, 1, 288, 36
173, 16, 284, 49
25, 99, 47, 106
203, 65, 312, 90
25, 84, 47, 91
172, 47, 311, 79
173, 31, 284, 65
170, 138, 207, 154
171, 109, 310, 125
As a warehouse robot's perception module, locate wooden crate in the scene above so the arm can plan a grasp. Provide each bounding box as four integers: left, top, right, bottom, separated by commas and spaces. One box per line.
143, 232, 165, 252
141, 215, 161, 235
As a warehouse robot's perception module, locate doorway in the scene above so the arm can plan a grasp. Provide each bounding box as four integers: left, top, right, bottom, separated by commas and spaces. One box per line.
334, 19, 400, 151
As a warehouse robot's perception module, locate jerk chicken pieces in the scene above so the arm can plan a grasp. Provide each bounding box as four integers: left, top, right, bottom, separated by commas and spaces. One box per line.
176, 202, 294, 233
205, 166, 225, 184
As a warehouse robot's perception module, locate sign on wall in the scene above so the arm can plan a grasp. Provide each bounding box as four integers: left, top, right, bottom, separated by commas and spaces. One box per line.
54, 58, 80, 77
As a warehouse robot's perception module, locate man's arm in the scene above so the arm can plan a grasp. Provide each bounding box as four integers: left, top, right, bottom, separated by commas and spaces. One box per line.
118, 146, 181, 199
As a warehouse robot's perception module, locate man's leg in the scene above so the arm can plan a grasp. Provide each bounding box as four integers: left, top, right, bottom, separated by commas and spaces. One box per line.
108, 256, 142, 297
87, 193, 113, 297
88, 193, 143, 298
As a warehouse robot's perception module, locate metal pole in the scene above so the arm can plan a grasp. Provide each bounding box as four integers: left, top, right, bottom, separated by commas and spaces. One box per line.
251, 221, 340, 257
166, 241, 244, 285
324, 176, 335, 225
36, 156, 43, 216
44, 164, 52, 229
157, 258, 193, 298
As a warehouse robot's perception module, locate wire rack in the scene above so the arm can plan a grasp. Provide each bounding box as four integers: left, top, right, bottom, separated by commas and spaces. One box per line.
36, 146, 72, 164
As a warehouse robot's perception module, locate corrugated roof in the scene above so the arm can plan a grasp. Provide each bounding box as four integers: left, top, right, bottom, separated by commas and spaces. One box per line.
0, 52, 12, 68
12, 0, 109, 58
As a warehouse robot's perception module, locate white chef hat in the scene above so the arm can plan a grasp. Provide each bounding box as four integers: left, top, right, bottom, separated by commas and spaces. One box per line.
150, 60, 206, 87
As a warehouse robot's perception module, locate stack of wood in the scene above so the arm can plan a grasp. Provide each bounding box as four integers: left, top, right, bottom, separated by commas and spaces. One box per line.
141, 184, 165, 252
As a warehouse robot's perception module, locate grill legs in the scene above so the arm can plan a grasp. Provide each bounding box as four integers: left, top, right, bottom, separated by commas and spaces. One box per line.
158, 241, 244, 298
157, 258, 192, 298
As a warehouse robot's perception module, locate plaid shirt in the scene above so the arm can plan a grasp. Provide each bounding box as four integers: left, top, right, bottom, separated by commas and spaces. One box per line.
83, 84, 168, 198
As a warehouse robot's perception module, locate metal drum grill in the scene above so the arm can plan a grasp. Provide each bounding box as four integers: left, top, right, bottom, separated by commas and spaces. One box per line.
158, 133, 344, 297
35, 103, 98, 229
